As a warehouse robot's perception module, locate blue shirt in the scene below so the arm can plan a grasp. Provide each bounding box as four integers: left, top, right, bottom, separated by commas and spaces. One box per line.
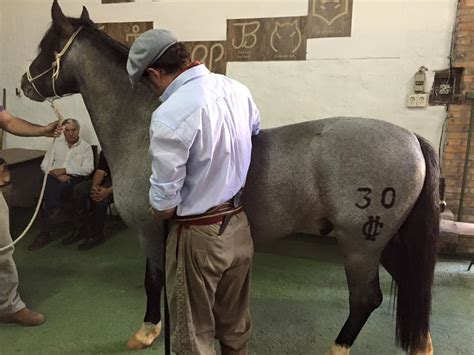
149, 64, 260, 216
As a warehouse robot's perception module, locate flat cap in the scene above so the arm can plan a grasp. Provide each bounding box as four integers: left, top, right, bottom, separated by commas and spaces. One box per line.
127, 29, 177, 87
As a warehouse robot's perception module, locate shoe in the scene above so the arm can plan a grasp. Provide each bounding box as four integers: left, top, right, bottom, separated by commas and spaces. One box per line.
127, 322, 161, 350
28, 233, 51, 251
48, 208, 68, 224
0, 307, 45, 326
62, 230, 85, 245
78, 236, 105, 250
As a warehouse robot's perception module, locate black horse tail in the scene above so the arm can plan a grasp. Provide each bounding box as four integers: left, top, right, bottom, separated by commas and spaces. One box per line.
393, 135, 439, 352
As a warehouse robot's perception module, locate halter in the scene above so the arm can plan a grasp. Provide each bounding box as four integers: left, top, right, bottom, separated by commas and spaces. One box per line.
26, 26, 83, 102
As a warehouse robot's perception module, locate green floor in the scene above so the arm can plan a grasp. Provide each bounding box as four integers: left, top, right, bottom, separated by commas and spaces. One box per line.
1, 212, 473, 354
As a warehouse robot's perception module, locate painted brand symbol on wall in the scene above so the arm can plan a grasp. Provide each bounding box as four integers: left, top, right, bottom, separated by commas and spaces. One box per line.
270, 21, 302, 55
312, 0, 349, 26
231, 21, 261, 50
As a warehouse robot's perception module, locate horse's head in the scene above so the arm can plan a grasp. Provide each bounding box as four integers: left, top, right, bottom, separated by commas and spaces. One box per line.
21, 0, 92, 102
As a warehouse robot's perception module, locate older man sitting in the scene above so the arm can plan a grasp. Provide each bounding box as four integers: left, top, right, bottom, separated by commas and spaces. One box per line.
29, 118, 94, 251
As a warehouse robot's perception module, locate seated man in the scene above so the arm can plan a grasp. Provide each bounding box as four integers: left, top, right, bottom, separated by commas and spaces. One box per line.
29, 118, 94, 251
63, 151, 113, 250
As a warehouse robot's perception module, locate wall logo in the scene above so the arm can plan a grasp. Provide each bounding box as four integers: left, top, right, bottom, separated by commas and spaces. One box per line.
312, 0, 349, 26
227, 17, 307, 62
184, 41, 227, 74
307, 0, 353, 38
270, 20, 303, 56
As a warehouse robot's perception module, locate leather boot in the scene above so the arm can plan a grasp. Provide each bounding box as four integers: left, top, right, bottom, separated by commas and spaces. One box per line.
28, 233, 52, 251
0, 307, 45, 326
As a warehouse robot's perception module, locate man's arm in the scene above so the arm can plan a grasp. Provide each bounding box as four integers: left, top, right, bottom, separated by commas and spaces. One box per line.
0, 109, 60, 137
148, 120, 190, 220
91, 169, 106, 189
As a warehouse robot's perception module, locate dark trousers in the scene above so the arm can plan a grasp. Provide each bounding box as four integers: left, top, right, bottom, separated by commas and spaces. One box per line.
72, 179, 113, 240
41, 174, 85, 233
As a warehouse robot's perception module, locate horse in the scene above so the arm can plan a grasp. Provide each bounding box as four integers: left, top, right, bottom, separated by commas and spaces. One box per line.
20, 1, 439, 354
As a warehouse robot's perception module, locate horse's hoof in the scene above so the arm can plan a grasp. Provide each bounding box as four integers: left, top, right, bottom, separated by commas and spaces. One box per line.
127, 321, 161, 350
325, 343, 350, 355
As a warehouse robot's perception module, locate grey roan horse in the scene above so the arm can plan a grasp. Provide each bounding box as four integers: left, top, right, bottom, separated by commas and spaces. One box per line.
21, 2, 439, 354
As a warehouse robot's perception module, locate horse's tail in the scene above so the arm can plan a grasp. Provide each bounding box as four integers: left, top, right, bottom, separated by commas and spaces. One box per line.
393, 134, 439, 352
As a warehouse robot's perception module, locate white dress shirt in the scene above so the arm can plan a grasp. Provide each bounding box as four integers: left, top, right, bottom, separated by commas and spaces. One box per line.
149, 64, 261, 216
41, 137, 94, 177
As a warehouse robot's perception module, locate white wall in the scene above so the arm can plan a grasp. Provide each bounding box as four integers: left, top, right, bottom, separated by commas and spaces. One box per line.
0, 0, 457, 151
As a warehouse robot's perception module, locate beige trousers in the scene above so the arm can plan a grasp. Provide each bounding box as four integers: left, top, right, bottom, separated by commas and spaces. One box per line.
0, 192, 25, 315
166, 212, 254, 355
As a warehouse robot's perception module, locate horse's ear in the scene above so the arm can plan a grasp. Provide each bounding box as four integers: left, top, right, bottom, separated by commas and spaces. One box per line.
52, 0, 74, 37
80, 6, 90, 21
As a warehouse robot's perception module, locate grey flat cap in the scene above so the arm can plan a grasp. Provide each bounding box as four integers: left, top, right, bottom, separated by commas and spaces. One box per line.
127, 29, 177, 87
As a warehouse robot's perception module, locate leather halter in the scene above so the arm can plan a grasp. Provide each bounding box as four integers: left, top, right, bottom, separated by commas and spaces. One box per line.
26, 26, 83, 101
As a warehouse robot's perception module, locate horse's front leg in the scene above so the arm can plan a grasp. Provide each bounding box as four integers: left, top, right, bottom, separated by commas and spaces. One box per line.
127, 224, 166, 350
127, 258, 164, 350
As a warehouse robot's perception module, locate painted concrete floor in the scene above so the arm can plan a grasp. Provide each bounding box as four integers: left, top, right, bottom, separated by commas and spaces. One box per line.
0, 214, 473, 354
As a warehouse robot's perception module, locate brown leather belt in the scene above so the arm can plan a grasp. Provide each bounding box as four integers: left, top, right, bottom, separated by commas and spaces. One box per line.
172, 202, 243, 236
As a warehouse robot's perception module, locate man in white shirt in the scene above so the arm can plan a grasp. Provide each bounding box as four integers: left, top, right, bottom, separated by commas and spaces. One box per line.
127, 30, 260, 354
29, 118, 94, 251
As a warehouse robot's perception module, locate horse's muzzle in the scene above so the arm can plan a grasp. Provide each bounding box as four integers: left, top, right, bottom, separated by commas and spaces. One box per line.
20, 73, 45, 102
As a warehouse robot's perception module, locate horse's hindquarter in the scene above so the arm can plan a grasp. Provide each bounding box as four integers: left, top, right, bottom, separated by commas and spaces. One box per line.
244, 118, 426, 250
318, 118, 426, 253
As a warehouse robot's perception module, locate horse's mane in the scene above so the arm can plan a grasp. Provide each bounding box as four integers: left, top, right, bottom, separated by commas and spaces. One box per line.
39, 17, 130, 57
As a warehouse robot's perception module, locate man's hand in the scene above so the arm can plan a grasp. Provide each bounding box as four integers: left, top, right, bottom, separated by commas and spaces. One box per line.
49, 168, 67, 177
91, 186, 112, 203
42, 120, 63, 138
56, 174, 71, 183
149, 206, 176, 220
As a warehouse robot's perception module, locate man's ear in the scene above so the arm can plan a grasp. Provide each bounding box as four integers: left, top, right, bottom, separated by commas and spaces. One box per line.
146, 68, 161, 80
52, 0, 74, 38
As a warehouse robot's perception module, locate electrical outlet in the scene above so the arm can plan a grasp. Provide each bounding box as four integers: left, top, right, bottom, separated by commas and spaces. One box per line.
416, 94, 428, 107
406, 94, 428, 108
407, 94, 418, 108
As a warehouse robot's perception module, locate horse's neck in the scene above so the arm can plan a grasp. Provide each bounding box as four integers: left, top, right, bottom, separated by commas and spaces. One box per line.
68, 36, 157, 167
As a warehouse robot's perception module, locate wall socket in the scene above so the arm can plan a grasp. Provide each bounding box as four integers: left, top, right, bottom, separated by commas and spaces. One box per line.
407, 93, 428, 108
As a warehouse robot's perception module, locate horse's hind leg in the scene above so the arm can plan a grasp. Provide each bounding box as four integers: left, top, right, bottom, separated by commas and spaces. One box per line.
326, 246, 383, 355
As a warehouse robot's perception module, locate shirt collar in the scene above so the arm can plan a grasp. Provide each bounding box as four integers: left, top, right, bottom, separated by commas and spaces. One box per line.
62, 136, 81, 148
160, 64, 210, 102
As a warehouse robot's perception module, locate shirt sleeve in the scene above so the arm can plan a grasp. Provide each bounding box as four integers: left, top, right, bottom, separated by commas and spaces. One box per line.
149, 120, 190, 211
64, 144, 94, 176
248, 94, 261, 135
97, 151, 110, 176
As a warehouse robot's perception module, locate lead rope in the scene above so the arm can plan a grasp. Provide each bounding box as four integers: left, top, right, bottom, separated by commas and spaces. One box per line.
0, 100, 64, 252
